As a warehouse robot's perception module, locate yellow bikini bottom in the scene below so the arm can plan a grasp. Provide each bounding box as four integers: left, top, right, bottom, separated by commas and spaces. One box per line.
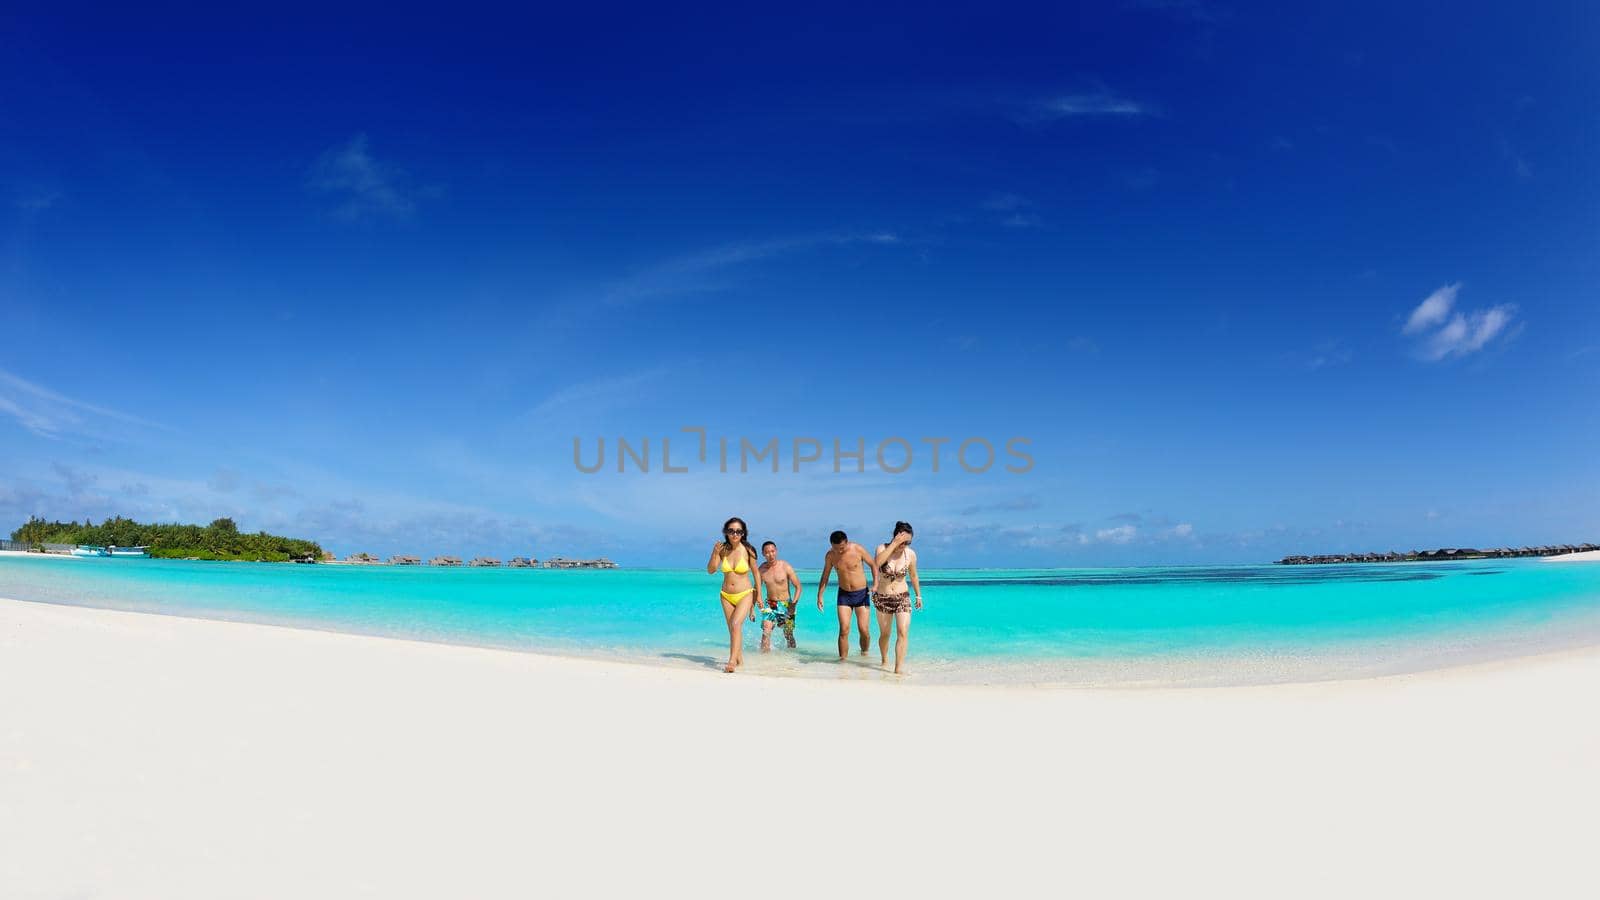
720, 588, 752, 604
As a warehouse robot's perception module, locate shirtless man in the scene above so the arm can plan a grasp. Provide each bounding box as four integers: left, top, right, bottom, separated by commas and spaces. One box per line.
816, 530, 876, 659
757, 540, 802, 650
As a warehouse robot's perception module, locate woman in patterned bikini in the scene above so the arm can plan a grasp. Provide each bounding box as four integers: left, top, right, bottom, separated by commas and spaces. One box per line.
872, 521, 923, 674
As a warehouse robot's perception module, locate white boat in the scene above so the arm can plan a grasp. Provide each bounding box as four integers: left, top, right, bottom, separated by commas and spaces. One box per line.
109, 545, 150, 558
70, 545, 110, 557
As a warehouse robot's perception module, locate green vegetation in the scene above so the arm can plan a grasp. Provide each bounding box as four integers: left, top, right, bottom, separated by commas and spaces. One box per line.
10, 516, 324, 562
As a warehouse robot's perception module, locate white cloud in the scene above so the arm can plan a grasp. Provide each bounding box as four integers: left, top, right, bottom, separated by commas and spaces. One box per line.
310, 134, 418, 221
0, 368, 166, 439
1037, 92, 1148, 118
983, 193, 1029, 211
601, 232, 900, 306
1085, 524, 1138, 544
1421, 305, 1517, 361
1403, 283, 1459, 334
1171, 523, 1194, 538
524, 367, 672, 421
1401, 284, 1517, 362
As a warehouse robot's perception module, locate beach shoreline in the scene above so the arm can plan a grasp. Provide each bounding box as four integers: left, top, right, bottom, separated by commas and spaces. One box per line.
3, 597, 1597, 898
1544, 548, 1600, 562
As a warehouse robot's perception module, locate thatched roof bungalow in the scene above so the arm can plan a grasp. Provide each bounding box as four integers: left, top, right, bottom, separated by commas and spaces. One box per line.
430, 556, 462, 567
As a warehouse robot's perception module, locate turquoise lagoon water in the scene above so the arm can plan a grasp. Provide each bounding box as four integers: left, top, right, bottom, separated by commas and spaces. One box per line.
4, 553, 1600, 685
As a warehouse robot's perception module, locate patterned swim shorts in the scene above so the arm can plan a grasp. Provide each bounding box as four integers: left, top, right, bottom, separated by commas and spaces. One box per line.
872, 592, 911, 614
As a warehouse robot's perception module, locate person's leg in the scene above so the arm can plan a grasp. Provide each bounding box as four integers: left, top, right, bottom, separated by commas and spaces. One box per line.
855, 604, 871, 654
836, 603, 851, 659
894, 610, 911, 674
760, 617, 774, 651
876, 608, 892, 665
782, 613, 796, 649
721, 599, 739, 673
732, 595, 754, 667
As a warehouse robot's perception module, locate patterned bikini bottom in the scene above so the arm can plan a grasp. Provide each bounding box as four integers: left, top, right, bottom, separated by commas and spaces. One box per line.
872, 592, 911, 615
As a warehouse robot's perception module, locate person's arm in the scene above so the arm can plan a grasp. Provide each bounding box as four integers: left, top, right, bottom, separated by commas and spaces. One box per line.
909, 554, 923, 610
855, 544, 876, 590
788, 563, 801, 609
816, 553, 834, 611
874, 532, 909, 569
742, 546, 757, 621
706, 541, 724, 575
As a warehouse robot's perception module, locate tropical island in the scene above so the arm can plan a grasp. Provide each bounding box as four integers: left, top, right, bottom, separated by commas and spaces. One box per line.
1278, 543, 1598, 565
9, 516, 324, 562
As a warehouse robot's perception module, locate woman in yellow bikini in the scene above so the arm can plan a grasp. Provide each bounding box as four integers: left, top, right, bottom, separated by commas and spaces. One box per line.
707, 516, 759, 673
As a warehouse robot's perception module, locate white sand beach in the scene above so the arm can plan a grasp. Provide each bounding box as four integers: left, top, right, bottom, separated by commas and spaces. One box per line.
2, 598, 1596, 899
1545, 549, 1600, 562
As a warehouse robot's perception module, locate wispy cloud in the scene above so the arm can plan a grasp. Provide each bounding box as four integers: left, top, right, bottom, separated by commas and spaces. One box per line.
524, 367, 673, 421
981, 193, 1041, 227
983, 193, 1030, 212
1029, 90, 1150, 120
1401, 284, 1518, 361
1498, 136, 1533, 180
601, 232, 901, 307
310, 134, 423, 221
956, 496, 1041, 516
1303, 339, 1353, 371
1085, 524, 1138, 544
1420, 307, 1517, 361
0, 368, 166, 439
16, 188, 61, 213
1403, 283, 1459, 334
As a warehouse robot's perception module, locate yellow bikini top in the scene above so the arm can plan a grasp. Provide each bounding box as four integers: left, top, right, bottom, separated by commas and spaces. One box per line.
720, 548, 749, 574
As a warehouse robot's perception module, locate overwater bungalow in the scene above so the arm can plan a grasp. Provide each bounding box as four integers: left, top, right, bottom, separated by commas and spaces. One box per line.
543, 556, 619, 569
390, 555, 422, 566
507, 557, 536, 568
1279, 541, 1596, 565
430, 556, 462, 567
469, 557, 501, 567
344, 552, 383, 564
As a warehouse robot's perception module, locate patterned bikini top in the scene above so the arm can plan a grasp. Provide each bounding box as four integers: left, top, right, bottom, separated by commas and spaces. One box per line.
876, 545, 914, 584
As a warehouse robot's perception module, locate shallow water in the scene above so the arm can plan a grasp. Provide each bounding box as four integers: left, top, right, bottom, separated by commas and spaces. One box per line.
4, 554, 1598, 685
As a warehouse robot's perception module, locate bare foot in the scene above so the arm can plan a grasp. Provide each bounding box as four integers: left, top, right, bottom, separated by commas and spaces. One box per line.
723, 662, 736, 673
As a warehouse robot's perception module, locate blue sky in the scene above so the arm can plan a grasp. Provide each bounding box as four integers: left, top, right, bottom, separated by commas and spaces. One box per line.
2, 1, 1596, 566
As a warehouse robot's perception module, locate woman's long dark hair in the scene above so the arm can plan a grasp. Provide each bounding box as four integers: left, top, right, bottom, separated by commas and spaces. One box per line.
721, 516, 757, 567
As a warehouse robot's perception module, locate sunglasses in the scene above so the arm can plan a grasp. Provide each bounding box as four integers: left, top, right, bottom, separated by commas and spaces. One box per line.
724, 528, 745, 536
